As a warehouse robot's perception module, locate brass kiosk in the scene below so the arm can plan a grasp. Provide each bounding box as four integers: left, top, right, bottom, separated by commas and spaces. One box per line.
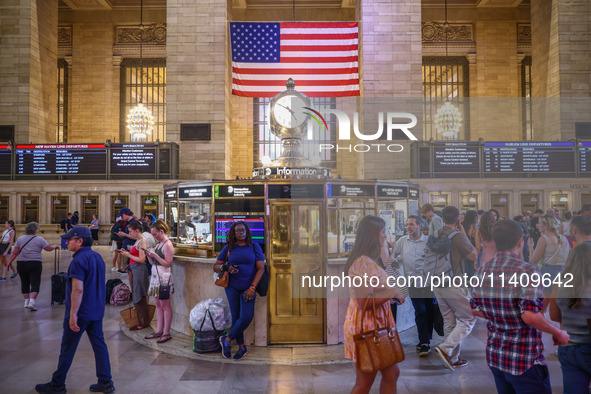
167, 179, 419, 345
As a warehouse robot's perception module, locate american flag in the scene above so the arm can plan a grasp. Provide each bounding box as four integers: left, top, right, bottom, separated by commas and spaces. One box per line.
230, 22, 359, 97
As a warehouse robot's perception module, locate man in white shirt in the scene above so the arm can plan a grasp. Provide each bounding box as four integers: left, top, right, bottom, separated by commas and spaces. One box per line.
393, 215, 434, 356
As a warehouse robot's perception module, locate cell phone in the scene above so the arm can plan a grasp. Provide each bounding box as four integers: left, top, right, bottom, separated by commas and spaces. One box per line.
141, 247, 149, 252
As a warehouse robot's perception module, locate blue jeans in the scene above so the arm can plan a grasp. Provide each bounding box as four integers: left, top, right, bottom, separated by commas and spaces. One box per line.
409, 287, 435, 345
225, 287, 256, 346
490, 365, 551, 394
558, 344, 591, 394
50, 318, 112, 389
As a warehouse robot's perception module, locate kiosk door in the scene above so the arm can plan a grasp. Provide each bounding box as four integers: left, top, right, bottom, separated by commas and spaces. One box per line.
269, 203, 324, 344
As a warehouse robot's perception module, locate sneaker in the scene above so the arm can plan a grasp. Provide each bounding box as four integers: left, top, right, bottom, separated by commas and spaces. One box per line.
220, 335, 231, 359
233, 347, 247, 361
0, 277, 6, 282
10, 272, 18, 279
35, 382, 66, 393
24, 299, 30, 308
111, 267, 118, 272
418, 344, 431, 357
453, 359, 468, 368
118, 270, 126, 274
27, 299, 37, 311
89, 380, 115, 393
435, 346, 455, 370
416, 343, 421, 351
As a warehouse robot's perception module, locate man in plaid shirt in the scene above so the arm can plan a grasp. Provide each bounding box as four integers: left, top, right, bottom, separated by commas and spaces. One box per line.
470, 219, 569, 393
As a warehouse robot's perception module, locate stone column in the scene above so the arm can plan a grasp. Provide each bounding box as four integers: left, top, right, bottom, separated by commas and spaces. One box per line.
358, 0, 422, 180
0, 0, 58, 143
531, 0, 591, 140
167, 0, 230, 180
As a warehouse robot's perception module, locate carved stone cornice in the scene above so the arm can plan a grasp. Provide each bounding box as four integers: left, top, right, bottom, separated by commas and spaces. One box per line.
517, 23, 531, 45
58, 26, 72, 47
116, 23, 166, 46
422, 21, 474, 44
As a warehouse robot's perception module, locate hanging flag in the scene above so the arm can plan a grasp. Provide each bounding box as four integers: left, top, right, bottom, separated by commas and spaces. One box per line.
230, 22, 359, 97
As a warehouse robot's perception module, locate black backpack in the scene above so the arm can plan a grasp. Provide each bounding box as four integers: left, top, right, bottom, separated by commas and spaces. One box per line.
105, 278, 123, 303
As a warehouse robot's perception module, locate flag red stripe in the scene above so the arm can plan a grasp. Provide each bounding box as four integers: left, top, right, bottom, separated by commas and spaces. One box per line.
280, 44, 358, 52
280, 33, 358, 40
233, 78, 359, 86
232, 67, 358, 75
232, 89, 359, 98
280, 22, 358, 29
279, 56, 358, 63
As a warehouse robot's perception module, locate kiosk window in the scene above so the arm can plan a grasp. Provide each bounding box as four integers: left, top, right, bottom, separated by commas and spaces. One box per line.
81, 195, 98, 224
22, 196, 39, 223
179, 201, 211, 245
111, 195, 128, 223
460, 193, 478, 211
491, 194, 509, 220
51, 196, 69, 224
141, 195, 159, 219
0, 196, 8, 223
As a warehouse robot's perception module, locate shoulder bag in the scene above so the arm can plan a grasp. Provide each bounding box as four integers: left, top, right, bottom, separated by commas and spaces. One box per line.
154, 264, 172, 300
214, 249, 230, 287
353, 297, 405, 373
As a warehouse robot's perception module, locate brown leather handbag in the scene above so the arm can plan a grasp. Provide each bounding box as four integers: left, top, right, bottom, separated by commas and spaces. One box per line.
353, 297, 405, 373
214, 250, 230, 287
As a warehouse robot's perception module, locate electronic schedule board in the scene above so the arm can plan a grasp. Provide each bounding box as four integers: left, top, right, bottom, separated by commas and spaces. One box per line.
110, 143, 156, 174
0, 145, 11, 177
433, 142, 480, 176
579, 142, 591, 175
15, 144, 107, 178
483, 142, 575, 175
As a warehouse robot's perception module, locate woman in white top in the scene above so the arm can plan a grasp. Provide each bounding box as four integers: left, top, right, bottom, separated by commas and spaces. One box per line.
0, 220, 17, 280
7, 222, 59, 311
530, 214, 571, 313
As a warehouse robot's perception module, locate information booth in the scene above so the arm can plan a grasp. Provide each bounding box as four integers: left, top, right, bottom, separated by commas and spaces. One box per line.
167, 179, 419, 346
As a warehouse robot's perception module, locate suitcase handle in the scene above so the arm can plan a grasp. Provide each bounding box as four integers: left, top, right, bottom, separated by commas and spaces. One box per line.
54, 248, 60, 274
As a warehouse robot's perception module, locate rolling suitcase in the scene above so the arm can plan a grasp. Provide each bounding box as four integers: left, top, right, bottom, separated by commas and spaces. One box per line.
51, 249, 67, 305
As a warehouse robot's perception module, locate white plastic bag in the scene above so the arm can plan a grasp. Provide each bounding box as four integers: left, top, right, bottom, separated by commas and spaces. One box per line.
189, 297, 231, 331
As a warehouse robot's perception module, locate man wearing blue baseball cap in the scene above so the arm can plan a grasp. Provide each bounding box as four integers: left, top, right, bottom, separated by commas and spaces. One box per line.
35, 227, 114, 394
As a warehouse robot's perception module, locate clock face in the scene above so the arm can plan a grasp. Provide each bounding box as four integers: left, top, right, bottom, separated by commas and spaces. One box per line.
273, 95, 307, 129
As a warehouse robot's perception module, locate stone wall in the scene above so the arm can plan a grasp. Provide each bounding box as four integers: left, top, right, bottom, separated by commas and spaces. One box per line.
0, 0, 57, 144
167, 0, 229, 180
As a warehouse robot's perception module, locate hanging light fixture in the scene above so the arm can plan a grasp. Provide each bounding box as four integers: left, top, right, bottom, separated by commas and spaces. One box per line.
126, 0, 154, 142
114, 197, 122, 204
54, 198, 61, 204
560, 195, 568, 202
145, 197, 153, 204
469, 195, 476, 203
85, 197, 92, 204
24, 197, 31, 205
499, 197, 507, 203
434, 0, 462, 140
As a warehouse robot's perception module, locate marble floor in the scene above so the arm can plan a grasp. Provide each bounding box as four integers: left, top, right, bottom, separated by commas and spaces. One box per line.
0, 246, 566, 393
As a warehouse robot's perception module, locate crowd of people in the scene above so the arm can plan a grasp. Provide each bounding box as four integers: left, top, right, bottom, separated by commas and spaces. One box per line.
345, 204, 591, 393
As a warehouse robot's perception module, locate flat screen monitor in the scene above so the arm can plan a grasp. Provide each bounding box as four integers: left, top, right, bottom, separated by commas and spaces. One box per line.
214, 215, 265, 253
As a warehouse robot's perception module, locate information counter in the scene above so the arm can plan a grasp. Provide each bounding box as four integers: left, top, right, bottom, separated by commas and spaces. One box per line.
167, 179, 419, 346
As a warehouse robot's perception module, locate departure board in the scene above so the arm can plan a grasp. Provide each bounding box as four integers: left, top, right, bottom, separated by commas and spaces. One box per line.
15, 144, 107, 176
0, 145, 11, 175
579, 142, 591, 174
110, 144, 156, 174
483, 142, 575, 174
433, 142, 479, 175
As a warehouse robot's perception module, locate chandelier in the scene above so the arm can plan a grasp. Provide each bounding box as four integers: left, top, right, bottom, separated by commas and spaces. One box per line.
434, 0, 462, 140
434, 102, 462, 139
126, 0, 153, 142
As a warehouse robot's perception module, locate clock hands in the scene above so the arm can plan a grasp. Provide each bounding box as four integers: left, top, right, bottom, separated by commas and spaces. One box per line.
277, 103, 298, 122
